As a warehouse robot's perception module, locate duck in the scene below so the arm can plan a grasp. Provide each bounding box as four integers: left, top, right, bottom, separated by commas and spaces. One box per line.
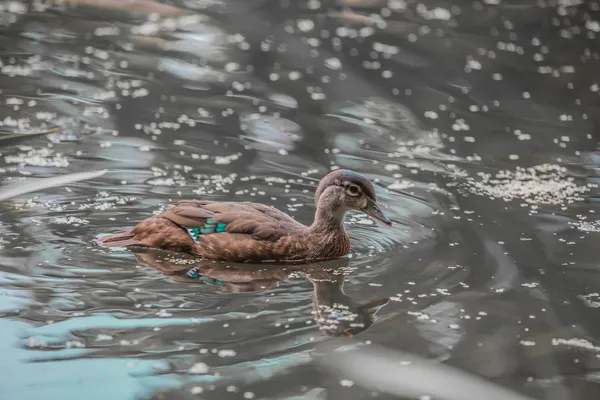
95, 169, 392, 262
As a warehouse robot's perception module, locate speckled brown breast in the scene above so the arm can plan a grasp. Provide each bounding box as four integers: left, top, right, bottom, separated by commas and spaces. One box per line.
190, 230, 350, 262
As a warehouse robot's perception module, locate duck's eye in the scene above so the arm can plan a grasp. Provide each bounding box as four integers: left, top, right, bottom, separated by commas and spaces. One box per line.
346, 184, 361, 196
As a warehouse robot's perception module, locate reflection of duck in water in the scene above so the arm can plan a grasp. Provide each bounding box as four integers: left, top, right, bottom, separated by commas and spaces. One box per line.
306, 267, 389, 337
132, 249, 389, 337
96, 170, 391, 262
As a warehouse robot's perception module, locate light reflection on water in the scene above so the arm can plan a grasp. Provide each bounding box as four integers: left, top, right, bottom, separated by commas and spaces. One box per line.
1, 0, 600, 399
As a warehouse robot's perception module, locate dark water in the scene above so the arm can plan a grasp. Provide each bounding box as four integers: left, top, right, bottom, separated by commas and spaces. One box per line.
1, 0, 600, 399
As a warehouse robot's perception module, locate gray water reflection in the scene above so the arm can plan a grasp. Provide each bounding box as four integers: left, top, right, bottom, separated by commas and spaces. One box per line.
1, 0, 600, 399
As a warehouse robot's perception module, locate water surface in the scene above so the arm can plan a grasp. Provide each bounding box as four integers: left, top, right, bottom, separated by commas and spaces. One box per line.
1, 0, 600, 399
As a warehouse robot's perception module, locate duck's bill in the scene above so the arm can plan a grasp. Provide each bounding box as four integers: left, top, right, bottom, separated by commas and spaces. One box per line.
363, 199, 392, 226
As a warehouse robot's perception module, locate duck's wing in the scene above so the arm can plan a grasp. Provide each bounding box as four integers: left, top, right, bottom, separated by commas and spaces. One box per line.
161, 200, 307, 242
173, 200, 304, 226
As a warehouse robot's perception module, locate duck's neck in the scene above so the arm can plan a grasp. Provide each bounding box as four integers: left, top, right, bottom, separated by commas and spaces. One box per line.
308, 198, 347, 234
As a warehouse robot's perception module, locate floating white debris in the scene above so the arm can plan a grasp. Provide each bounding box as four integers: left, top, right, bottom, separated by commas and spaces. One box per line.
551, 338, 600, 352
578, 293, 600, 307
586, 20, 600, 32
6, 97, 24, 105
466, 58, 482, 70
521, 282, 539, 288
297, 19, 314, 32
572, 219, 600, 233
189, 362, 209, 374
388, 180, 415, 190
417, 6, 451, 20
155, 309, 172, 317
325, 57, 342, 70
388, 0, 407, 10
191, 386, 204, 394
4, 1, 27, 13
94, 26, 120, 36
5, 147, 69, 168
50, 217, 89, 225
214, 153, 242, 165
461, 164, 592, 206
218, 349, 237, 357
520, 340, 536, 346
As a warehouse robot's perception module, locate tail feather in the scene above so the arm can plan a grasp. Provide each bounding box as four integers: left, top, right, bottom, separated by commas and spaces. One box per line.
95, 231, 140, 248
94, 216, 197, 253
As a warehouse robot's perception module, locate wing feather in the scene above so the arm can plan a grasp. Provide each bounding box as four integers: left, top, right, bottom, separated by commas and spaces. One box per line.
160, 200, 305, 242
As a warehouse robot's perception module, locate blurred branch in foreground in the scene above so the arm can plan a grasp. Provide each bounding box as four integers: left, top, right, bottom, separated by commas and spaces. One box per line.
55, 0, 185, 16
0, 127, 61, 146
0, 169, 108, 201
318, 344, 535, 400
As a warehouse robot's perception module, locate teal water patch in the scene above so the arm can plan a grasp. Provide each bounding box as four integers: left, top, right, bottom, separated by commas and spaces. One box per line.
24, 314, 213, 337
1, 319, 178, 400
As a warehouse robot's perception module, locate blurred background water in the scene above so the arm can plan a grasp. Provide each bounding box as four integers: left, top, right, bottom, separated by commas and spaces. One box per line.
1, 0, 600, 399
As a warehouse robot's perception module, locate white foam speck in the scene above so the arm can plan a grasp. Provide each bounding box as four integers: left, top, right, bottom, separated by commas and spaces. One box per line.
189, 362, 209, 374
325, 57, 342, 70
586, 20, 600, 32
218, 349, 237, 357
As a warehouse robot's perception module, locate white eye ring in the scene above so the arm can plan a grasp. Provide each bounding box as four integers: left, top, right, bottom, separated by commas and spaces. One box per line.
346, 184, 361, 196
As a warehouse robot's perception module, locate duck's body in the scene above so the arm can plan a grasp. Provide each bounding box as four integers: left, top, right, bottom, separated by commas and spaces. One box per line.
96, 170, 391, 262
99, 200, 350, 262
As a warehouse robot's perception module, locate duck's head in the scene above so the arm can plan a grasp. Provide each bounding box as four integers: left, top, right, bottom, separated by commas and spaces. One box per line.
314, 169, 392, 226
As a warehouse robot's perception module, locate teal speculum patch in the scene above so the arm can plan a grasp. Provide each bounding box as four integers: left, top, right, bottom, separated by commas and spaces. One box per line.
188, 219, 227, 242
189, 228, 200, 242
